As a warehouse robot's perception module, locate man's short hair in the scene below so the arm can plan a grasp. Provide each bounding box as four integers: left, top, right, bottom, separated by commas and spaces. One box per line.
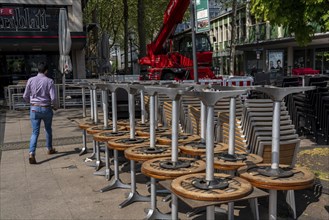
38, 62, 48, 73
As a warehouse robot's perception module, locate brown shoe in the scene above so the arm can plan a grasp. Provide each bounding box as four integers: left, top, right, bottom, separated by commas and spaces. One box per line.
29, 154, 37, 164
47, 148, 58, 155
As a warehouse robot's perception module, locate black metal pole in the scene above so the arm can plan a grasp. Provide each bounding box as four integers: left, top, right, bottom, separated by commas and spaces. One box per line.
190, 0, 198, 83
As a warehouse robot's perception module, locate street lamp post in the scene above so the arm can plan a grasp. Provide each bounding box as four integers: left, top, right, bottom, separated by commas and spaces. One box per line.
128, 31, 135, 75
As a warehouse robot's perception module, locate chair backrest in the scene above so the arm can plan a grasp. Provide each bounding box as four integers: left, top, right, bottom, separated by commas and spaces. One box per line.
144, 95, 150, 118
254, 72, 271, 85
251, 130, 297, 153
180, 96, 200, 132
254, 134, 299, 156
247, 124, 295, 150
188, 105, 200, 135
217, 112, 247, 151
307, 76, 329, 86
162, 101, 173, 128
257, 139, 300, 167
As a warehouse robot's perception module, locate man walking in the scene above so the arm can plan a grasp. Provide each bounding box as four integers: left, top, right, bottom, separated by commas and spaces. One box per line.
23, 62, 58, 164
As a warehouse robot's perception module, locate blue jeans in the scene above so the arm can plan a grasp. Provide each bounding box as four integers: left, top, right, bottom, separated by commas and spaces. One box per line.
29, 106, 53, 155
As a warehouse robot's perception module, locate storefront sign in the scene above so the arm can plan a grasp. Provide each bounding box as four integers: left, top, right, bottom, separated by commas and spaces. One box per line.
0, 8, 14, 16
195, 0, 210, 33
0, 6, 60, 32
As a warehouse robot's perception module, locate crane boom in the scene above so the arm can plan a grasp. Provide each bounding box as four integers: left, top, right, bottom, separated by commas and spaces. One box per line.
148, 0, 190, 56
139, 0, 216, 81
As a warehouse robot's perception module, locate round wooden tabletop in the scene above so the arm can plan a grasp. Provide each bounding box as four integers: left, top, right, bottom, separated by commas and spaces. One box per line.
86, 125, 126, 135
136, 128, 171, 137
72, 117, 93, 123
78, 121, 98, 130
77, 118, 109, 129
107, 135, 150, 151
157, 133, 200, 145
141, 157, 206, 180
179, 142, 228, 157
171, 173, 253, 201
93, 130, 129, 142
117, 119, 150, 127
238, 164, 315, 190
125, 124, 150, 131
212, 153, 263, 171
124, 145, 172, 162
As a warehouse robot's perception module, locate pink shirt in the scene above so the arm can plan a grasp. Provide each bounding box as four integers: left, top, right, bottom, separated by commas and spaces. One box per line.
23, 73, 57, 107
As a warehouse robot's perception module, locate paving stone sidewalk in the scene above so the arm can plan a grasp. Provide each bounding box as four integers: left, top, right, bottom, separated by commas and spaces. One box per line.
0, 108, 328, 219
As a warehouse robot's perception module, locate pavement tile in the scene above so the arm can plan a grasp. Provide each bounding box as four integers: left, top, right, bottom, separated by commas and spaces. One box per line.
0, 149, 25, 164
31, 197, 73, 220
0, 188, 31, 208
66, 202, 111, 220
0, 204, 33, 220
0, 164, 26, 175
4, 134, 23, 143
0, 170, 27, 187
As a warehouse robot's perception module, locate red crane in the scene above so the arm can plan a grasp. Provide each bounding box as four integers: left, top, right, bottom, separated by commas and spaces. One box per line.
139, 0, 216, 80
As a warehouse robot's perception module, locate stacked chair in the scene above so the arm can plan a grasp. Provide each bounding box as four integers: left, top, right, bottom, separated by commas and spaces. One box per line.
157, 93, 172, 127
240, 99, 299, 166
238, 96, 305, 219
217, 112, 246, 152
72, 80, 317, 220
216, 97, 244, 151
179, 96, 200, 133
281, 76, 301, 87
181, 96, 243, 143
285, 75, 329, 144
187, 105, 200, 135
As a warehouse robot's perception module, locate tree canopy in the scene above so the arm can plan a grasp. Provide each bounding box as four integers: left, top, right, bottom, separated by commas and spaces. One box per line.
83, 0, 169, 48
251, 0, 329, 46
83, 0, 171, 72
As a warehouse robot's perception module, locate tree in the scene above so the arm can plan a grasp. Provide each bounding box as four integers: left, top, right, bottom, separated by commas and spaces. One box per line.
123, 0, 129, 74
251, 0, 329, 46
229, 0, 238, 76
83, 0, 171, 74
137, 0, 146, 58
84, 0, 124, 73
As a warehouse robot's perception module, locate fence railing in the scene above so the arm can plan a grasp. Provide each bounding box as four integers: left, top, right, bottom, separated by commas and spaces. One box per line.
4, 75, 253, 110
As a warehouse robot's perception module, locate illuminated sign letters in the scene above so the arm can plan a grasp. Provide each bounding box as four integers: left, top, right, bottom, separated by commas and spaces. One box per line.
0, 7, 59, 32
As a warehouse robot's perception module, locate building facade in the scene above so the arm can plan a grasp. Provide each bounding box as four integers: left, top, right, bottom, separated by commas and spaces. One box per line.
209, 1, 329, 77
0, 0, 86, 98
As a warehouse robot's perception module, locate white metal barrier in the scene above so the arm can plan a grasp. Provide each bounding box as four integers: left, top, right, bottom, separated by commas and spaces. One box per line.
4, 75, 254, 110
223, 76, 254, 86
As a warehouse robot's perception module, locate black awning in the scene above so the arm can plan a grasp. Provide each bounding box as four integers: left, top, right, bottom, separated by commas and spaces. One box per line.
0, 31, 86, 51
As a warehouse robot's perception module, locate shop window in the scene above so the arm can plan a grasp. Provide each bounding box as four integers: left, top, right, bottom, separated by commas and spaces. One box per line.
294, 49, 314, 68
315, 48, 329, 74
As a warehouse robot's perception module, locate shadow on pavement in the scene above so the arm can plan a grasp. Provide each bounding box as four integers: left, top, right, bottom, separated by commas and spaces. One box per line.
36, 148, 80, 164
294, 188, 322, 218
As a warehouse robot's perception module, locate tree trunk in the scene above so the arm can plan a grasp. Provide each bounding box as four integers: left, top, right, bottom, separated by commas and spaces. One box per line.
92, 8, 99, 74
138, 0, 146, 58
229, 0, 237, 76
123, 0, 129, 74
138, 0, 147, 75
245, 0, 252, 42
